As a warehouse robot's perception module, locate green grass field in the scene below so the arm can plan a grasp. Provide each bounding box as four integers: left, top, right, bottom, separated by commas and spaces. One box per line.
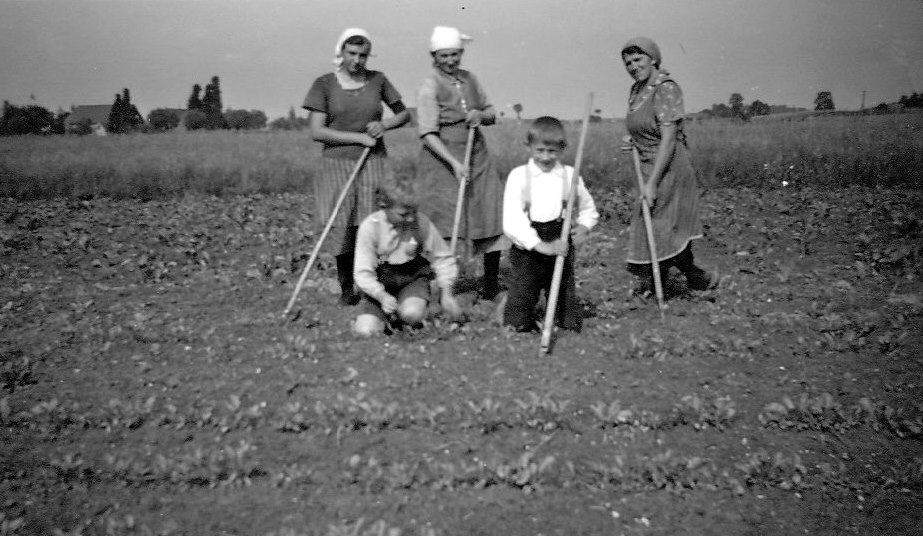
1, 113, 920, 200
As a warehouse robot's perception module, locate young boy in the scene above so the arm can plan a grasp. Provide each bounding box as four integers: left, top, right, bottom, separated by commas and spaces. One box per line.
353, 172, 464, 336
501, 116, 600, 332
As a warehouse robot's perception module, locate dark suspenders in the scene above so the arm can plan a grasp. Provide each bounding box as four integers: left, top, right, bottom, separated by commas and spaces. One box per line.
523, 164, 570, 221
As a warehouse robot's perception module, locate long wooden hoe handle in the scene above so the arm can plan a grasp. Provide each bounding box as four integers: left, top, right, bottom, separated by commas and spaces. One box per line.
450, 126, 477, 257
283, 147, 372, 317
540, 93, 594, 355
631, 145, 666, 316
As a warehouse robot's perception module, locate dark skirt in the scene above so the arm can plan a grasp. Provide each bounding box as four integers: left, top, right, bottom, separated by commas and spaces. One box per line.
415, 124, 504, 241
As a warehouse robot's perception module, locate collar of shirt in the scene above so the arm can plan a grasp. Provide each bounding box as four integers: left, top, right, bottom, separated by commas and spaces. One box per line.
527, 159, 566, 179
432, 67, 466, 85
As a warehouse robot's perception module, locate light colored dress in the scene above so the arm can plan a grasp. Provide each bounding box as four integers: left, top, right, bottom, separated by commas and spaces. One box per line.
625, 72, 703, 264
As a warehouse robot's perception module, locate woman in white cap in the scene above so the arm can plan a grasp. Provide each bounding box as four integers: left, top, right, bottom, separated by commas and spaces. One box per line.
415, 26, 507, 301
620, 36, 719, 297
303, 28, 410, 305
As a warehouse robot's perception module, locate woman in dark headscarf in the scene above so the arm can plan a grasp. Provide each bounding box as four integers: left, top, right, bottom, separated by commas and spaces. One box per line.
303, 28, 410, 305
621, 36, 718, 296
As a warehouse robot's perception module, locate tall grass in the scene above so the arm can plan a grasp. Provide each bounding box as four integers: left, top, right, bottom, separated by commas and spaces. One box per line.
1, 113, 920, 200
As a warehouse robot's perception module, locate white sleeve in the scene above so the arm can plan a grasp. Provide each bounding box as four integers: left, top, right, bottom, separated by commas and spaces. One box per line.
574, 176, 599, 231
353, 217, 387, 301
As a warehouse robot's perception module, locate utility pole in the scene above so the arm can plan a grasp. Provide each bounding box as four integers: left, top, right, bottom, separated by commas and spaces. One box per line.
860, 90, 866, 111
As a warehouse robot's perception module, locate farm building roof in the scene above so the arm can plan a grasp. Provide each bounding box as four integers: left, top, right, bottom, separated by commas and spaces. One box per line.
65, 105, 112, 127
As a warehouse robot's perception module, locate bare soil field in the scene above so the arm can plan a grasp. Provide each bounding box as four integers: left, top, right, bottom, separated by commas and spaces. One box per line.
1, 183, 921, 535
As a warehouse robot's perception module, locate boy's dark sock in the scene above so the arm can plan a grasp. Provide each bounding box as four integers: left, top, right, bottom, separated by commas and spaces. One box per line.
335, 253, 360, 306
481, 251, 501, 300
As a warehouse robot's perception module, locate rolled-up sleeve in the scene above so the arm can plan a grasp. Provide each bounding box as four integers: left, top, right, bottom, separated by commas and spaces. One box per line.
353, 218, 387, 301
416, 77, 440, 137
574, 177, 600, 231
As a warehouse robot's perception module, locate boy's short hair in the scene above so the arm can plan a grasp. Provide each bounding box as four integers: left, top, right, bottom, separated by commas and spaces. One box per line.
526, 116, 567, 149
379, 172, 419, 208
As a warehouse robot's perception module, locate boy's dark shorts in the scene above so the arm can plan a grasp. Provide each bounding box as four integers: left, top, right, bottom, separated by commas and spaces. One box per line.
359, 256, 434, 321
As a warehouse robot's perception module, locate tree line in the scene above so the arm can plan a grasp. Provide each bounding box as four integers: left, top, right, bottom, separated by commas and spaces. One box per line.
1, 75, 273, 136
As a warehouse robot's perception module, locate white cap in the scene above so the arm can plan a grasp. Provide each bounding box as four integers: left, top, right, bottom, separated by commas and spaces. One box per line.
429, 26, 472, 52
333, 28, 371, 64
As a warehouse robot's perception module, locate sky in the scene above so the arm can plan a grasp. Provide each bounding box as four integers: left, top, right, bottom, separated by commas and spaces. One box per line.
2, 0, 922, 121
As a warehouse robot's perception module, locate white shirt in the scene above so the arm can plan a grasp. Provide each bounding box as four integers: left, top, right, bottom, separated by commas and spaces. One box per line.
503, 159, 599, 250
354, 210, 458, 302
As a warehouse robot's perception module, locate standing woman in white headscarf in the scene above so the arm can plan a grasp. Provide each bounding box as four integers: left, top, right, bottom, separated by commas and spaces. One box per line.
303, 28, 410, 305
415, 26, 507, 301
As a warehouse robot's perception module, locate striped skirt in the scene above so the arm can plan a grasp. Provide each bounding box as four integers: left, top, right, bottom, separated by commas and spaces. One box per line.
313, 155, 387, 254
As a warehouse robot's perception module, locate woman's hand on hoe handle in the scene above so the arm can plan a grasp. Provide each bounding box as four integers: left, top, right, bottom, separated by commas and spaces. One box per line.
364, 120, 385, 139
451, 159, 470, 183
621, 135, 657, 207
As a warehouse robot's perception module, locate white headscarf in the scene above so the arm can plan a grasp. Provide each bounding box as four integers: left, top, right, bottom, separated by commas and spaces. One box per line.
333, 28, 371, 65
429, 26, 472, 52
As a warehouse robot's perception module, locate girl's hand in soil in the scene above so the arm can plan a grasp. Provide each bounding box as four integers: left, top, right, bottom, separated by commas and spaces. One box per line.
380, 293, 398, 314
439, 290, 465, 322
535, 239, 566, 257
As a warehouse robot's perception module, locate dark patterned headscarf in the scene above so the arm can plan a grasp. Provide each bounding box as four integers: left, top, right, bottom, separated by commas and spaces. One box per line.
621, 37, 662, 68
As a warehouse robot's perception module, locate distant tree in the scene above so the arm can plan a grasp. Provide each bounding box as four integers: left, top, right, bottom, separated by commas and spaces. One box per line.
187, 84, 203, 111
148, 109, 181, 131
107, 94, 124, 133
0, 101, 54, 135
728, 93, 749, 120
120, 88, 144, 130
52, 108, 69, 135
269, 107, 310, 130
589, 108, 603, 123
873, 102, 890, 114
710, 103, 732, 118
904, 92, 923, 108
748, 99, 772, 117
814, 91, 835, 111
246, 109, 267, 129
184, 109, 208, 130
225, 109, 268, 130
107, 88, 144, 133
202, 76, 227, 129
512, 103, 523, 120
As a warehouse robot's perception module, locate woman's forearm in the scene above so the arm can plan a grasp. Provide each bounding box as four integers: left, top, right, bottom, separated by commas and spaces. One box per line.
382, 109, 410, 130
422, 133, 461, 169
309, 112, 372, 146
